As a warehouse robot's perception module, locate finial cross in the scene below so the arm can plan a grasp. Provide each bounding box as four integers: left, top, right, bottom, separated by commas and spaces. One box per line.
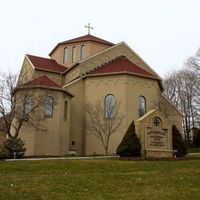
85, 23, 94, 34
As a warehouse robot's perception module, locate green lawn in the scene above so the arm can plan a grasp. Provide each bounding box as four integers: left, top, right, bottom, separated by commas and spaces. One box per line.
0, 159, 200, 200
188, 147, 200, 153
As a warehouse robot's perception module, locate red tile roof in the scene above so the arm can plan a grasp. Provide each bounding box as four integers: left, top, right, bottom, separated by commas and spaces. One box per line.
27, 54, 67, 73
61, 34, 114, 46
49, 34, 114, 56
22, 75, 61, 88
14, 76, 74, 97
88, 56, 156, 78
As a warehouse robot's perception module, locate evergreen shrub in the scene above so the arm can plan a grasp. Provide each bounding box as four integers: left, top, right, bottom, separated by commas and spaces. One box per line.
117, 121, 141, 157
193, 128, 200, 147
172, 125, 187, 157
1, 137, 26, 159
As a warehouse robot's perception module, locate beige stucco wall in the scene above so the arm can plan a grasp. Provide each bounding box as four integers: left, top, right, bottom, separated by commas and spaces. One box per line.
81, 74, 163, 155
88, 42, 112, 59
159, 95, 183, 133
50, 41, 111, 68
84, 75, 127, 155
17, 89, 72, 156
34, 70, 63, 86
125, 75, 161, 129
63, 80, 85, 155
17, 58, 35, 85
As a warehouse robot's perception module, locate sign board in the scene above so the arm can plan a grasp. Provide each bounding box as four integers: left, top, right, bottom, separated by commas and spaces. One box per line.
147, 130, 167, 150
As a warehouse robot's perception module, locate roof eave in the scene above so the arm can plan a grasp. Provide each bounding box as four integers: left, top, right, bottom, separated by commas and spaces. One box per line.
35, 67, 63, 74
84, 71, 163, 90
85, 71, 158, 79
13, 85, 74, 98
49, 36, 114, 56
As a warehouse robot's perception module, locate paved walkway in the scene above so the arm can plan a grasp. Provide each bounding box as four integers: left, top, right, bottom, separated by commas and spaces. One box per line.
187, 153, 200, 157
6, 155, 119, 161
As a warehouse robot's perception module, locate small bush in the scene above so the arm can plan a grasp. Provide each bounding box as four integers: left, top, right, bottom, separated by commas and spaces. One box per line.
172, 125, 187, 157
0, 145, 9, 160
2, 137, 26, 159
117, 121, 141, 157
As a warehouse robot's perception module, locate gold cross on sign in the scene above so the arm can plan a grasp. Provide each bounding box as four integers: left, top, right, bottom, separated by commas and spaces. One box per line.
85, 23, 94, 35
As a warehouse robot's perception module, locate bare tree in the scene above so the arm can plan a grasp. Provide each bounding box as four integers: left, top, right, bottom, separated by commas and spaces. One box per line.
163, 71, 180, 108
0, 72, 50, 139
185, 48, 200, 127
0, 72, 18, 138
163, 48, 200, 143
85, 98, 124, 155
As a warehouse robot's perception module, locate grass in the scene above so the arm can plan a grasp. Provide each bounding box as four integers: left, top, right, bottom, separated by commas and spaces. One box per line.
0, 159, 200, 200
188, 147, 200, 153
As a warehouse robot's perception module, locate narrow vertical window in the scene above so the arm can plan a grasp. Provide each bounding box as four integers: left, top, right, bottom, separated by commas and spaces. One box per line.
64, 100, 68, 120
44, 96, 53, 117
105, 94, 115, 118
24, 96, 31, 115
138, 96, 146, 117
72, 46, 76, 63
63, 47, 68, 64
80, 45, 85, 60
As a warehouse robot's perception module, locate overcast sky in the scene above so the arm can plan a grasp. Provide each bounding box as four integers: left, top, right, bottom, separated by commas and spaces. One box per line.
0, 0, 199, 77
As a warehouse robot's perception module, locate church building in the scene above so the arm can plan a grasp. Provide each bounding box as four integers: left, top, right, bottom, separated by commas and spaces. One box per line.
15, 28, 182, 157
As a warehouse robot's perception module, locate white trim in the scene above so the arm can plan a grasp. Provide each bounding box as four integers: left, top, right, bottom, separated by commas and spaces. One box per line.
25, 55, 36, 70
136, 109, 156, 122
121, 42, 161, 79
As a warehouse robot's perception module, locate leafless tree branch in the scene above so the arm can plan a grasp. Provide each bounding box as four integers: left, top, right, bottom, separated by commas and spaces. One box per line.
85, 98, 124, 155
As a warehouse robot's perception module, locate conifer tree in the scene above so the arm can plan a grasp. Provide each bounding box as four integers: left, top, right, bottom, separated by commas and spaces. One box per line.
2, 137, 26, 159
193, 128, 200, 147
116, 121, 141, 157
172, 125, 187, 157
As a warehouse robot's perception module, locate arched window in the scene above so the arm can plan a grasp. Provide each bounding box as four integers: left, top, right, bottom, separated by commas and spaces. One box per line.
63, 47, 68, 64
138, 96, 146, 117
24, 96, 31, 115
105, 94, 116, 118
64, 100, 68, 120
72, 46, 76, 63
44, 96, 53, 117
80, 45, 85, 60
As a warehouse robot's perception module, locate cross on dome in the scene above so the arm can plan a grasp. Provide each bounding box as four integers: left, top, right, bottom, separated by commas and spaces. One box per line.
84, 23, 94, 35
